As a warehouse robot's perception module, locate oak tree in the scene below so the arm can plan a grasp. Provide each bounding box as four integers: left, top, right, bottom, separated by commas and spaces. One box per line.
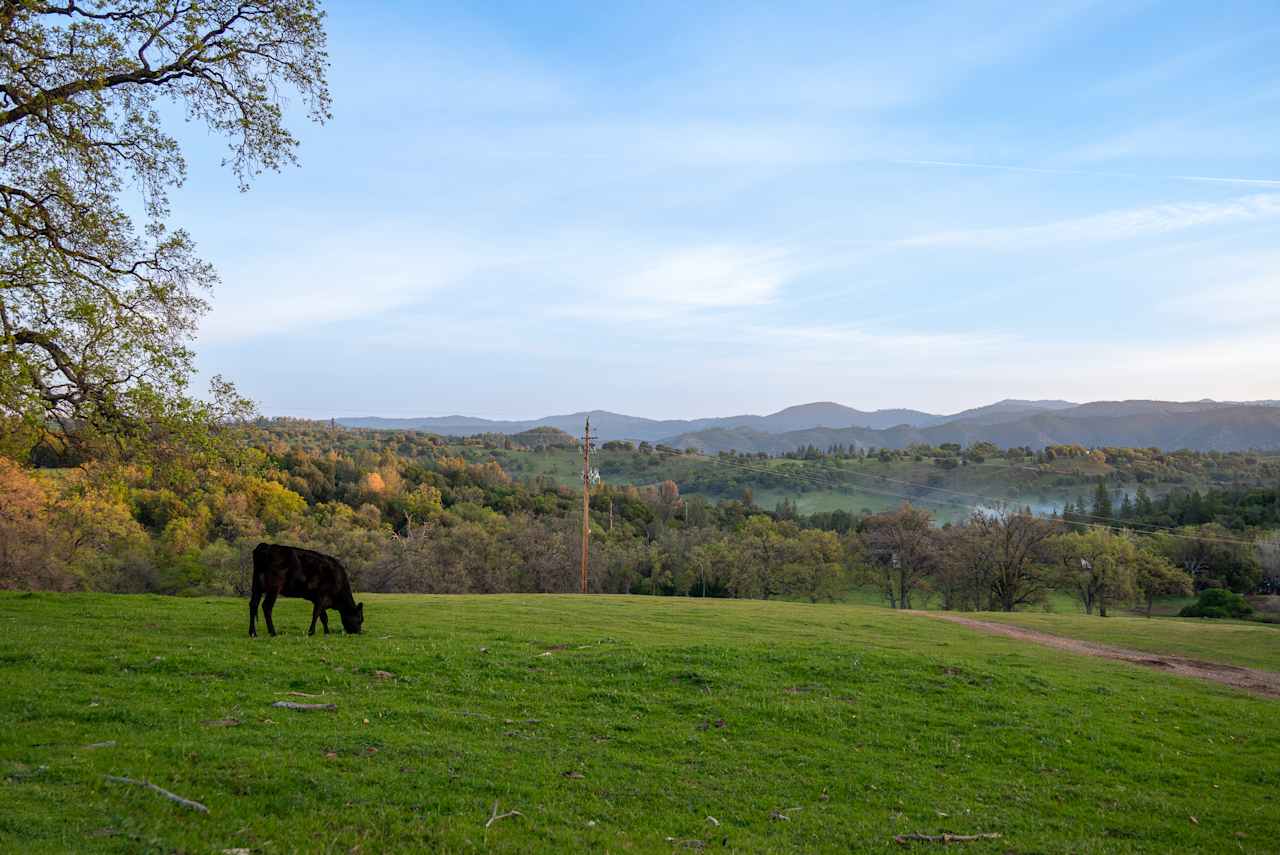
0, 1, 329, 456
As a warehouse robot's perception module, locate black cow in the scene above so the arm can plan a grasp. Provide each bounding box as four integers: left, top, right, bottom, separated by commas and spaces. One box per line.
249, 543, 364, 637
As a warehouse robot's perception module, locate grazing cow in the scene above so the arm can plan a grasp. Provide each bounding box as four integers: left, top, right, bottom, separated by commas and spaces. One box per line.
249, 543, 364, 637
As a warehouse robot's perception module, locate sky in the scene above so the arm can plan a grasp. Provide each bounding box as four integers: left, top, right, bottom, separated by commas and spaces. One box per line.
171, 0, 1280, 419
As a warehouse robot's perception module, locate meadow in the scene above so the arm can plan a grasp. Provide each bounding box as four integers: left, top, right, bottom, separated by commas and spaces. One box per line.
2, 592, 1277, 853
971, 611, 1280, 672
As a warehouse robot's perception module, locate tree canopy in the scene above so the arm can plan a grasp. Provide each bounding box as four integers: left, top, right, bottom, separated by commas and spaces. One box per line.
0, 1, 329, 456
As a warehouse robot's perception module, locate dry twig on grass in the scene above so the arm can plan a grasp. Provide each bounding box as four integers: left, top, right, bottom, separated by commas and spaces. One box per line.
665, 837, 706, 850
893, 832, 1002, 845
485, 801, 523, 828
104, 776, 208, 814
271, 701, 337, 712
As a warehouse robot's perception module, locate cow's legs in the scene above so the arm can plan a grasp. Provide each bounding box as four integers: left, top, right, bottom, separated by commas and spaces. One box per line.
308, 602, 321, 636
263, 591, 279, 637
249, 589, 260, 637
319, 609, 330, 635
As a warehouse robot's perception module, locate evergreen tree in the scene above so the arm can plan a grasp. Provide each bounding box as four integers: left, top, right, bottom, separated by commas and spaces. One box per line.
1091, 482, 1114, 520
1135, 484, 1154, 517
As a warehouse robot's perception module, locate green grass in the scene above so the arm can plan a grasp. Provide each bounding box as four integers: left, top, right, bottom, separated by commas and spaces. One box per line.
832, 585, 1150, 617
2, 593, 1277, 853
968, 611, 1280, 672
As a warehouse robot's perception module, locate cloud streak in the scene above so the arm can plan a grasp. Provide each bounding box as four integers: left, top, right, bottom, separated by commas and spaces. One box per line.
900, 193, 1280, 250
890, 159, 1280, 188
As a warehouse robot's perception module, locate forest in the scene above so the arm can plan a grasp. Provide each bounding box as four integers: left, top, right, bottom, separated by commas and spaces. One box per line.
3, 419, 1277, 614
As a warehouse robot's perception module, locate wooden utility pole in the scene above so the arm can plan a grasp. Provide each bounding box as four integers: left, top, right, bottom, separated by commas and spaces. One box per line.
580, 417, 591, 594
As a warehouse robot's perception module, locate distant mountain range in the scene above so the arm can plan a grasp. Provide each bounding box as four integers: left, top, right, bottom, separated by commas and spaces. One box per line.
338, 399, 1280, 453
338, 399, 1076, 439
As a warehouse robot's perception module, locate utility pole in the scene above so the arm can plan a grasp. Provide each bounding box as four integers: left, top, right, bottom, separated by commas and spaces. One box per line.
581, 417, 591, 594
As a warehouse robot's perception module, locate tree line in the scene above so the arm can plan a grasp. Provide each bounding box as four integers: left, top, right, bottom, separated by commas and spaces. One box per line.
3, 421, 1276, 610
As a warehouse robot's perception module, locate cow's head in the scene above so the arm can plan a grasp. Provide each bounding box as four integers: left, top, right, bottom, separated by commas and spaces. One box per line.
341, 602, 364, 634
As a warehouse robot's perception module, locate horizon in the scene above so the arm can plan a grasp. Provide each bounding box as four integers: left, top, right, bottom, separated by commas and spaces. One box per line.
172, 1, 1280, 419
324, 395, 1278, 424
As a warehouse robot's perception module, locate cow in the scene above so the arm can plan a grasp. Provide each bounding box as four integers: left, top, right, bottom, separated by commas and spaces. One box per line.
249, 543, 364, 637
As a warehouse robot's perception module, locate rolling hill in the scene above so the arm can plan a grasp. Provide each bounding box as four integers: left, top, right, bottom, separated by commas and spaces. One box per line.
338, 399, 1068, 441
664, 403, 1280, 454
339, 399, 1280, 452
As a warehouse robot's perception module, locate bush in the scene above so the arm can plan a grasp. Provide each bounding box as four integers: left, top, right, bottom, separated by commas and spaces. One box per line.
1179, 588, 1254, 619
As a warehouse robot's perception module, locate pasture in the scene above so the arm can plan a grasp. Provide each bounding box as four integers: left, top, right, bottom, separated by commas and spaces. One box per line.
2, 593, 1277, 853
971, 611, 1280, 673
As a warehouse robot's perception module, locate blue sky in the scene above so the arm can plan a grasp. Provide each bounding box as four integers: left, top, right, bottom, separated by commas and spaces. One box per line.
173, 1, 1280, 419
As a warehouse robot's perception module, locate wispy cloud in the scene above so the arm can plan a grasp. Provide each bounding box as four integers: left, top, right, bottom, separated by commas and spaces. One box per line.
736, 324, 1016, 370
890, 159, 1280, 188
1163, 277, 1280, 325
674, 0, 1106, 111
1087, 32, 1268, 99
900, 193, 1280, 250
1157, 249, 1280, 326
199, 230, 515, 343
1064, 107, 1280, 165
618, 246, 790, 309
191, 1, 1280, 417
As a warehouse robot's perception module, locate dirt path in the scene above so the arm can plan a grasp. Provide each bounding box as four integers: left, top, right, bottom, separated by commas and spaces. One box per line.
912, 612, 1280, 699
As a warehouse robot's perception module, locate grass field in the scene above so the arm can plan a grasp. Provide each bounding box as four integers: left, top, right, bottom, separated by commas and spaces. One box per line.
968, 612, 1280, 672
3, 593, 1278, 853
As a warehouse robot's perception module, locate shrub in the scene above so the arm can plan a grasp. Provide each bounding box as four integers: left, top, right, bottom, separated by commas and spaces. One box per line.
1179, 588, 1254, 619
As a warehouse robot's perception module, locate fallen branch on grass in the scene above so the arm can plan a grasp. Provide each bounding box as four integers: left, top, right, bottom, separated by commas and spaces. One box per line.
485, 801, 523, 828
104, 776, 208, 814
894, 832, 1002, 845
270, 701, 337, 712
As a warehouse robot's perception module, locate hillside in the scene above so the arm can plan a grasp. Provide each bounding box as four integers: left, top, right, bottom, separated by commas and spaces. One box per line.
4, 593, 1278, 853
336, 399, 1074, 441
339, 399, 1280, 451
941, 399, 1078, 426
337, 405, 942, 441
665, 404, 1280, 454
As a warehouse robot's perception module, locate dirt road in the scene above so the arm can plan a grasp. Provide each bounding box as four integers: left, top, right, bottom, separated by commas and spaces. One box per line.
913, 612, 1280, 699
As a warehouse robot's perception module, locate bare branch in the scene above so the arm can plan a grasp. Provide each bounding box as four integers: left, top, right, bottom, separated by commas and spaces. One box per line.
104, 775, 209, 813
